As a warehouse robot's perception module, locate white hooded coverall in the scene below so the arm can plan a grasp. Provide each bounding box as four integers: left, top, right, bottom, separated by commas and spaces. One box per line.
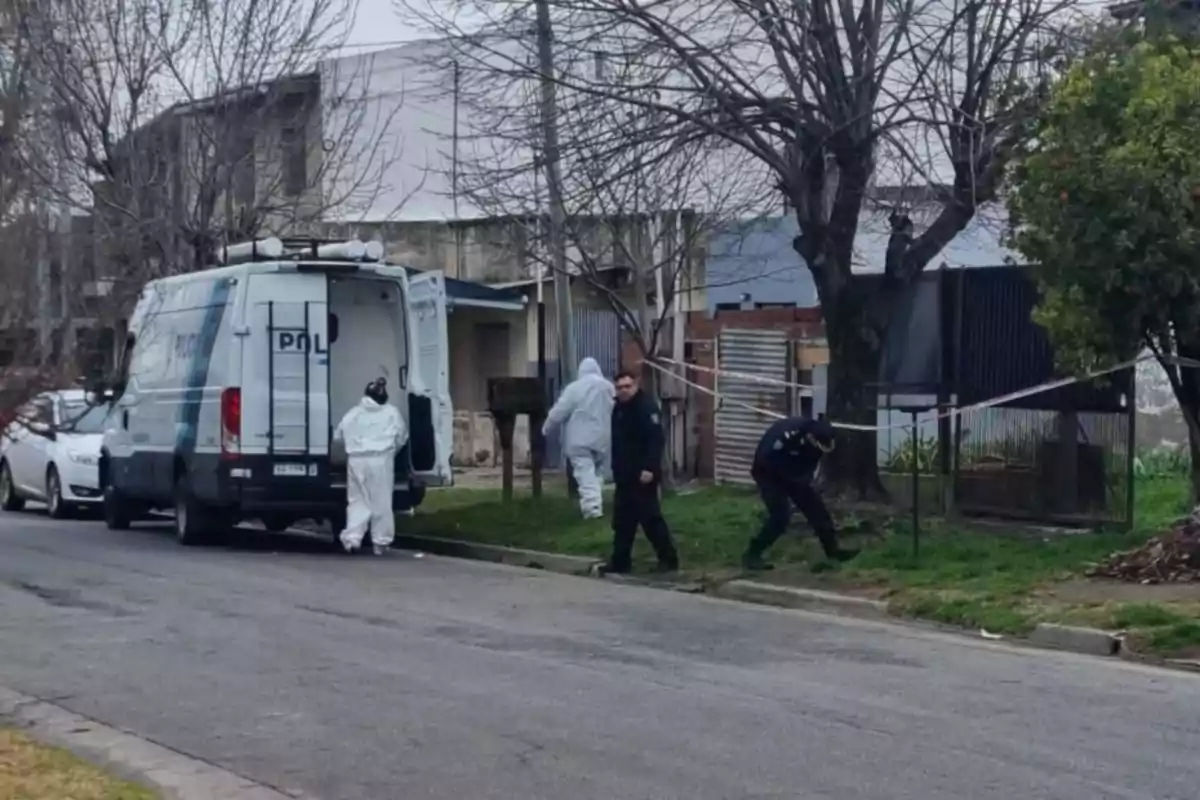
334, 397, 409, 551
543, 357, 614, 519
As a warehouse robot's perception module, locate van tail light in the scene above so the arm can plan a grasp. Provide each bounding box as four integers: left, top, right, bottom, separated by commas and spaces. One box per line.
220, 388, 241, 459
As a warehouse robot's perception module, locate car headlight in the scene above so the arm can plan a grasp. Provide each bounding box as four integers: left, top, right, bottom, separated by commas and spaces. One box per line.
68, 450, 98, 466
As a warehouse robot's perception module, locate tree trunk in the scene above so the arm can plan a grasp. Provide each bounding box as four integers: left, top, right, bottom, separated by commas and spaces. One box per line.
822, 295, 888, 501
1187, 423, 1200, 506
1157, 342, 1200, 506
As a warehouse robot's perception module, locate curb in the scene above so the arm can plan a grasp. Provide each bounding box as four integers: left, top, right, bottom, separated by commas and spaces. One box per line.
712, 579, 890, 620
1029, 623, 1123, 657
392, 534, 602, 576
391, 537, 1134, 662
0, 684, 311, 800
597, 572, 708, 594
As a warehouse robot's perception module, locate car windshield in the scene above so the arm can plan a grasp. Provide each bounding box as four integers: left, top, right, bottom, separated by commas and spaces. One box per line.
60, 402, 109, 434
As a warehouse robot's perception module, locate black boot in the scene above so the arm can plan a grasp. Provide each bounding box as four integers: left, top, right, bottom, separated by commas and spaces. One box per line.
741, 545, 774, 572
817, 529, 859, 563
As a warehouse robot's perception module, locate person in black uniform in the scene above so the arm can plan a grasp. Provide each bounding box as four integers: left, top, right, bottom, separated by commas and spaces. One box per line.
602, 370, 680, 575
742, 415, 859, 571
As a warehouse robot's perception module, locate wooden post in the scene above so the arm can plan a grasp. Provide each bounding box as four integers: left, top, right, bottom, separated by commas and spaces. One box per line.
496, 412, 516, 503
911, 410, 921, 559
530, 410, 545, 499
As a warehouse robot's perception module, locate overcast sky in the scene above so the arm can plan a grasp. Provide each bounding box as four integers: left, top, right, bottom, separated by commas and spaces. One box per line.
344, 0, 425, 53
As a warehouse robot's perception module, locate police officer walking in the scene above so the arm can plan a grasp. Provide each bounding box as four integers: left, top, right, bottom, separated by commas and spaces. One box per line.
742, 415, 859, 571
602, 370, 680, 575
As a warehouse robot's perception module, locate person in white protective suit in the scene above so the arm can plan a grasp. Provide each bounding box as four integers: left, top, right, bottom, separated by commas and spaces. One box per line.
334, 377, 408, 555
542, 357, 614, 519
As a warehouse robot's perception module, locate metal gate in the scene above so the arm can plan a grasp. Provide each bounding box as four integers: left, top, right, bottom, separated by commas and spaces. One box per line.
714, 329, 790, 484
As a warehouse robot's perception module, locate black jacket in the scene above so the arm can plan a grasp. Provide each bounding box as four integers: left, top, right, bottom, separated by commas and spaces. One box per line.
752, 416, 830, 482
611, 390, 664, 485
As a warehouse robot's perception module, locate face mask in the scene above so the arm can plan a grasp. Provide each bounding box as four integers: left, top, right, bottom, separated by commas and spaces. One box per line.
365, 378, 388, 406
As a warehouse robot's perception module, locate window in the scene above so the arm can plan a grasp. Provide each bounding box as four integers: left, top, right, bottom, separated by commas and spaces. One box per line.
29, 398, 53, 426
280, 122, 307, 196
76, 326, 116, 376
232, 129, 256, 206
593, 51, 607, 81
0, 328, 38, 367
59, 402, 109, 434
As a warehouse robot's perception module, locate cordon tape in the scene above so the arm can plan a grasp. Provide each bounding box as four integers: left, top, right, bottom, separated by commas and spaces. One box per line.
640, 353, 1191, 433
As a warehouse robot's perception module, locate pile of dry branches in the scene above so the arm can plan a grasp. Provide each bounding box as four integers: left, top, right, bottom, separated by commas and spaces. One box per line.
1088, 512, 1200, 584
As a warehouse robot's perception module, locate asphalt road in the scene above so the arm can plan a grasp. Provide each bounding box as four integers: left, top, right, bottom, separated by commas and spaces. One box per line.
0, 510, 1197, 800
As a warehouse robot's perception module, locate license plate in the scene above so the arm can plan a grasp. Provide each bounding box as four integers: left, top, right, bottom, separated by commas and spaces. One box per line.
273, 463, 308, 477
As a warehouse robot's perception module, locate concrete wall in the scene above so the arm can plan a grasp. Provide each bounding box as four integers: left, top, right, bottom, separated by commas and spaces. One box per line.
448, 306, 530, 413
319, 216, 709, 318
452, 410, 533, 468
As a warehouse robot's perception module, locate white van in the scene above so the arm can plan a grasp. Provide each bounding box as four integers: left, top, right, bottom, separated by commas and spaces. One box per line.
99, 237, 452, 545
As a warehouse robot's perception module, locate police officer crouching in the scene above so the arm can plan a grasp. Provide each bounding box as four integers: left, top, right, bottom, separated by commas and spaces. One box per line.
601, 370, 680, 575
742, 415, 859, 571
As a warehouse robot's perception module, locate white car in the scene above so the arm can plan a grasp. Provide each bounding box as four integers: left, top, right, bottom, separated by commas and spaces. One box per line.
0, 389, 111, 518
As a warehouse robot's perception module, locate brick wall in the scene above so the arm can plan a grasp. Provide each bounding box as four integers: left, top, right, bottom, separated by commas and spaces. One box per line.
686, 307, 824, 340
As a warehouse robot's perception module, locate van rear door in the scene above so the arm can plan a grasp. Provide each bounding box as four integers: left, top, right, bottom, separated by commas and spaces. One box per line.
406, 271, 452, 486
242, 273, 330, 466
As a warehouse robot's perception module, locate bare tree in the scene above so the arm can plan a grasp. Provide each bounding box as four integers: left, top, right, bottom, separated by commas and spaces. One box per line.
403, 29, 774, 364
0, 0, 411, 430
0, 4, 74, 433
17, 0, 406, 281
401, 0, 1081, 497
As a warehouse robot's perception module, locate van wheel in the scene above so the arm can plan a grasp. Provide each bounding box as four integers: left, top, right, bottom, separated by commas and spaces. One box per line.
0, 461, 25, 512
45, 467, 73, 520
103, 484, 131, 530
174, 477, 220, 546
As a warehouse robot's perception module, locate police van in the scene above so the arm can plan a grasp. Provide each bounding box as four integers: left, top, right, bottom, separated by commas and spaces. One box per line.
99, 237, 452, 545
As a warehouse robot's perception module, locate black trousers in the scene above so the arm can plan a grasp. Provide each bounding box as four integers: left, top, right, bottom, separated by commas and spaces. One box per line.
748, 468, 838, 558
609, 480, 679, 572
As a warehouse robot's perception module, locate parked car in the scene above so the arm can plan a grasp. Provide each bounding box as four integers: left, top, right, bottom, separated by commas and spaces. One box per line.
0, 389, 111, 518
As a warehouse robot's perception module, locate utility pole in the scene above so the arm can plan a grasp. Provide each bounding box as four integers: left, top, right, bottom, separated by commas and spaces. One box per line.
32, 68, 53, 364
534, 0, 576, 387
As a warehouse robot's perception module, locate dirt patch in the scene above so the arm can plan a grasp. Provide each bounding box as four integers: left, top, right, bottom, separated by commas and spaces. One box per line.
452, 467, 544, 490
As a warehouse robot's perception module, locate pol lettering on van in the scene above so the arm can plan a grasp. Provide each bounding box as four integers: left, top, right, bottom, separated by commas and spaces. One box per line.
274, 330, 329, 355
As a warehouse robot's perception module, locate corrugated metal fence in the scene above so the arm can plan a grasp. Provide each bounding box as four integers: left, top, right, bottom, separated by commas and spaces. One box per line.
714, 329, 790, 484
574, 307, 621, 378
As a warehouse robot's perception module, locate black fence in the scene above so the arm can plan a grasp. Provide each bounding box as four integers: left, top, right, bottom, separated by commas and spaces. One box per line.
870, 266, 1136, 527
